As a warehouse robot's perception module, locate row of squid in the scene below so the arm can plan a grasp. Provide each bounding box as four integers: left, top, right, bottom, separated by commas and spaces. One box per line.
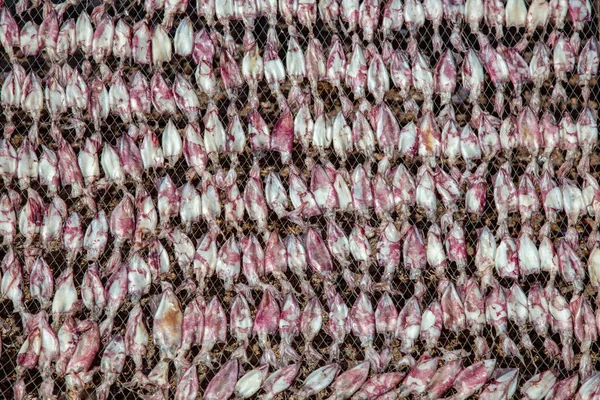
8, 238, 600, 399
3, 0, 595, 46
1, 114, 599, 236
2, 62, 599, 175
1, 1, 599, 118
3, 160, 600, 291
1, 38, 599, 159
12, 304, 600, 400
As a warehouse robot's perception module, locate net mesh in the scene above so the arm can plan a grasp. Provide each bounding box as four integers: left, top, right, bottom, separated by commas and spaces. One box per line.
0, 0, 599, 398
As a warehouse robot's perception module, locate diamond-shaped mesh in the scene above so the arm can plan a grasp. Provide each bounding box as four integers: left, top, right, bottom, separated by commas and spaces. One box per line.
0, 0, 599, 398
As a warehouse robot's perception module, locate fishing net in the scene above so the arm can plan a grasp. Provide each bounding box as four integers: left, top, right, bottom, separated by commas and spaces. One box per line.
0, 0, 599, 398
